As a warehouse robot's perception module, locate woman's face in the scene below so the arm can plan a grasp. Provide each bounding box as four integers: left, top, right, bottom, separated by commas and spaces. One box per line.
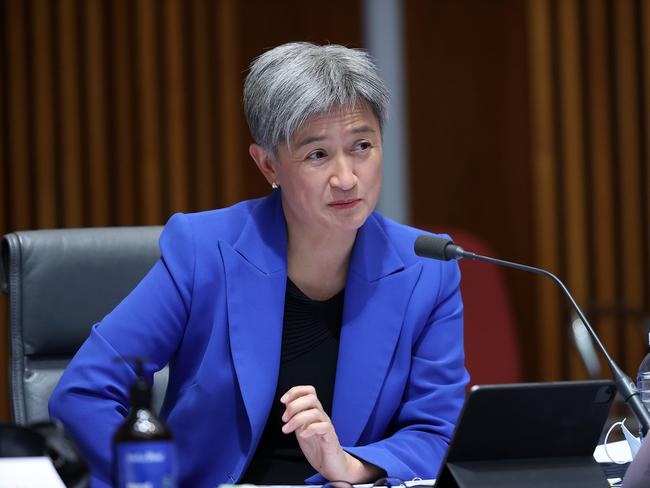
253, 105, 383, 239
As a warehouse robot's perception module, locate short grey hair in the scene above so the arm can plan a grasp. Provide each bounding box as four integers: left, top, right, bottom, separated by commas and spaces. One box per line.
244, 42, 390, 156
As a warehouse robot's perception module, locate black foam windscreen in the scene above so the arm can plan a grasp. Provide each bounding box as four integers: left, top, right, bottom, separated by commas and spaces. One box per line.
414, 235, 454, 261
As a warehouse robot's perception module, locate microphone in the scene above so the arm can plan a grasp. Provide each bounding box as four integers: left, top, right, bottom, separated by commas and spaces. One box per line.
414, 234, 650, 436
414, 234, 466, 261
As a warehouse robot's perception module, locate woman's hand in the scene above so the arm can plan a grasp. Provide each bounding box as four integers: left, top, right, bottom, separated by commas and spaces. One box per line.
280, 385, 384, 483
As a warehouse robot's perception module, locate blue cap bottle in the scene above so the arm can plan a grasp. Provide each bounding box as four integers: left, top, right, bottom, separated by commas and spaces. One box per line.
112, 359, 177, 487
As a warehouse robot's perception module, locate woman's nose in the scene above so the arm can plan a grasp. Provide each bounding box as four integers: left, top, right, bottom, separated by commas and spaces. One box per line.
329, 156, 357, 191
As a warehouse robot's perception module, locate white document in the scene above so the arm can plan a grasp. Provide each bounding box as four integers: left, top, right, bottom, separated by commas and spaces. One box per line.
593, 439, 634, 464
0, 457, 66, 488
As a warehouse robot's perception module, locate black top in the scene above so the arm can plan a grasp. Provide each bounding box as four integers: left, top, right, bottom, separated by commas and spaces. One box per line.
240, 278, 344, 484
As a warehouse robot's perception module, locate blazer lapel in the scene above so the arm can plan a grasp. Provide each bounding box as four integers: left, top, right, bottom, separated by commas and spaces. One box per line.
222, 193, 288, 443
331, 214, 420, 446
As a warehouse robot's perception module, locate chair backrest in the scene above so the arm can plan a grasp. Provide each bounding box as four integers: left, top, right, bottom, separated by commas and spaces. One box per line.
1, 226, 166, 424
430, 228, 523, 385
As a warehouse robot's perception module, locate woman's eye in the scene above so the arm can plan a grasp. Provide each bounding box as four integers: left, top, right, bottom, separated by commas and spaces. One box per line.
355, 141, 372, 151
306, 150, 326, 160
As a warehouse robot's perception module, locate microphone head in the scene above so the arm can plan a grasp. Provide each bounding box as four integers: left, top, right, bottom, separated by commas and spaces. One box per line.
414, 235, 457, 261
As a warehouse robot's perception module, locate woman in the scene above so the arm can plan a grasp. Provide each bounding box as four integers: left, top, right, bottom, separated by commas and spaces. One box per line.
49, 42, 468, 487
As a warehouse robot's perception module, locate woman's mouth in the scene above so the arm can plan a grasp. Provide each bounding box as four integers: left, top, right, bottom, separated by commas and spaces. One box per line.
328, 199, 361, 209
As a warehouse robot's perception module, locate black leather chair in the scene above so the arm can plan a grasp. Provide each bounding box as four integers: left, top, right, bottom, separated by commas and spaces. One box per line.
1, 226, 169, 424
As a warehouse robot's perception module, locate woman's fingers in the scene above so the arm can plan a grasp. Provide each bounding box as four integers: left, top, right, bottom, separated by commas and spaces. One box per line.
281, 407, 327, 434
279, 386, 353, 481
280, 385, 334, 437
280, 384, 317, 404
281, 392, 323, 422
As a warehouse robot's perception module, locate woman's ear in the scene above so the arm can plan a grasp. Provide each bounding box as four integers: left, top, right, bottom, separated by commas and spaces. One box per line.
249, 144, 278, 186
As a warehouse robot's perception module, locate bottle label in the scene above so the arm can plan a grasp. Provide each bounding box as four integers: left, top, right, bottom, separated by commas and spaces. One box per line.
116, 441, 178, 488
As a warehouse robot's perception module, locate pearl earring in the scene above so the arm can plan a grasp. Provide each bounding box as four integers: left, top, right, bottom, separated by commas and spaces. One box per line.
271, 182, 278, 189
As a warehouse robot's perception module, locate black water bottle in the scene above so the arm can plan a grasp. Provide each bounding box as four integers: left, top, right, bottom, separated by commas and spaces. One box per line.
113, 359, 177, 488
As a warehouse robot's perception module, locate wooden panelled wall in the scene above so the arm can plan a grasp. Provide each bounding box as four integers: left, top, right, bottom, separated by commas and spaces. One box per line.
406, 0, 536, 379
528, 0, 650, 381
2, 0, 245, 233
0, 0, 363, 421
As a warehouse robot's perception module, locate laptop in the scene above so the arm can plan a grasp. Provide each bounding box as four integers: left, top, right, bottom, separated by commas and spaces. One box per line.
435, 380, 616, 487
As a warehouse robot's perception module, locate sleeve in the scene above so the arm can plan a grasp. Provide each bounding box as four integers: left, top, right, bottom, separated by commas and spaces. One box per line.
310, 259, 468, 483
48, 213, 195, 487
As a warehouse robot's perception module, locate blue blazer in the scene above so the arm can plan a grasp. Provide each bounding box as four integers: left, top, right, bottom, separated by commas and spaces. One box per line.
49, 191, 468, 488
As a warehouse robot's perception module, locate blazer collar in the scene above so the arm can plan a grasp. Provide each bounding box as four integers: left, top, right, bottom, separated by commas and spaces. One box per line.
348, 212, 405, 282
232, 190, 288, 275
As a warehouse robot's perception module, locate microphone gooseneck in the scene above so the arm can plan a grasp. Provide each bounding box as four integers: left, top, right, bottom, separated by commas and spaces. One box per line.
414, 234, 650, 436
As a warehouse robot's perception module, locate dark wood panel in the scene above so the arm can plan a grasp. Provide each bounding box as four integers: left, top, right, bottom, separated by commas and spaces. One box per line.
85, 0, 110, 226
586, 0, 617, 371
58, 0, 84, 227
109, 0, 137, 225
614, 0, 645, 372
558, 0, 589, 379
406, 0, 535, 377
639, 1, 650, 304
528, 0, 563, 380
6, 0, 33, 231
83, 0, 112, 226
163, 0, 190, 214
135, 0, 163, 224
526, 0, 650, 381
190, 0, 217, 212
217, 0, 244, 206
0, 0, 8, 422
32, 0, 58, 229
0, 0, 6, 234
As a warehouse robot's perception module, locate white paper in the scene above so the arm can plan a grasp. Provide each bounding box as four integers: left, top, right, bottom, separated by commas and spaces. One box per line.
0, 457, 66, 488
593, 439, 634, 464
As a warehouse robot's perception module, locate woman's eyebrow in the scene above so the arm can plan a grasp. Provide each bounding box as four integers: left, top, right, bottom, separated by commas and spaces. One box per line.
295, 126, 377, 148
350, 125, 377, 135
296, 135, 326, 148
